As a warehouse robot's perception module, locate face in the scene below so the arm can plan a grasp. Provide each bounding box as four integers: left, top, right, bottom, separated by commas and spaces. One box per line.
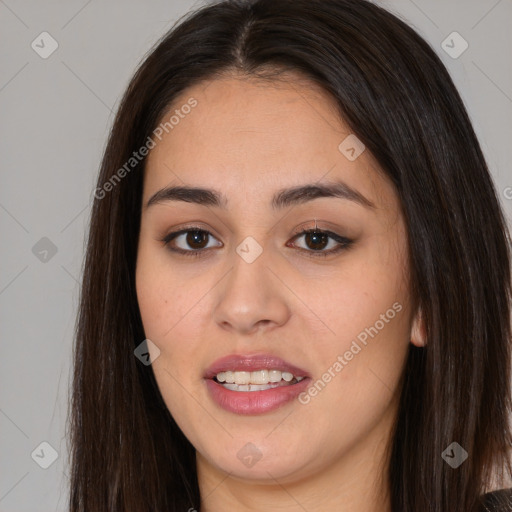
136, 72, 423, 489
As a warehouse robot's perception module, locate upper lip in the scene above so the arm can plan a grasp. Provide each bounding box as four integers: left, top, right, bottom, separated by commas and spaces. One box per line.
204, 353, 311, 379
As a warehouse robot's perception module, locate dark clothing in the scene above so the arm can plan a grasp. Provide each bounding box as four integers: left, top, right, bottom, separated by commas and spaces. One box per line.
479, 488, 512, 511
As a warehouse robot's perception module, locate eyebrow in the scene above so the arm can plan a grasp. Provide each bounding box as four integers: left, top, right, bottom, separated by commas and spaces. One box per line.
145, 180, 375, 210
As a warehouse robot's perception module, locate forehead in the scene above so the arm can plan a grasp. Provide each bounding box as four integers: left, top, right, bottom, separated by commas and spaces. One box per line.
143, 73, 397, 212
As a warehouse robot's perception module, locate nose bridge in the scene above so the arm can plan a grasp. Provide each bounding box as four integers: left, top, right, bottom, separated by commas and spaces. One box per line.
212, 237, 290, 334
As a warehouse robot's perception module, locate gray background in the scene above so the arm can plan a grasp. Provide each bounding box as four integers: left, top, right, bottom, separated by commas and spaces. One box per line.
1, 0, 511, 510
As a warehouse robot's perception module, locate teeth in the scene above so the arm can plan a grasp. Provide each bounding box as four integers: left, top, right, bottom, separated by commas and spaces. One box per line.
215, 369, 304, 385
223, 382, 282, 392
250, 370, 268, 384
269, 370, 281, 383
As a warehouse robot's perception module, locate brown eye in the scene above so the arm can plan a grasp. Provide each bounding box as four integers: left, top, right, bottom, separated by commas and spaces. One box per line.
302, 231, 330, 251
162, 228, 222, 256
289, 229, 353, 258
184, 230, 210, 250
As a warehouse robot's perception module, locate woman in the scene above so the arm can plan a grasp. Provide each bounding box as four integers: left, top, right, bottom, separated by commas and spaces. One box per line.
69, 0, 512, 510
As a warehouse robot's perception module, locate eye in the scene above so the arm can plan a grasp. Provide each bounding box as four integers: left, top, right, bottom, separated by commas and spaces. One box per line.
160, 224, 353, 259
161, 227, 222, 257
287, 228, 353, 258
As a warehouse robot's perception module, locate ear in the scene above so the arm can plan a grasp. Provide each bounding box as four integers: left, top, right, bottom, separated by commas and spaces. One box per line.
410, 306, 427, 347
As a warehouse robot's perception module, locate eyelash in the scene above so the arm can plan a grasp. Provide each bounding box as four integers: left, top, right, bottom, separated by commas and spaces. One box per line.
160, 224, 353, 259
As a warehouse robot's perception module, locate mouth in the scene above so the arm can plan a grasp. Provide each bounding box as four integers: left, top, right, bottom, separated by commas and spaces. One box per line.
212, 369, 306, 392
204, 353, 311, 414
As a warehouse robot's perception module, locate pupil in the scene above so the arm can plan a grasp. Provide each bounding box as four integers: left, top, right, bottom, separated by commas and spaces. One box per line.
187, 230, 208, 249
306, 231, 328, 250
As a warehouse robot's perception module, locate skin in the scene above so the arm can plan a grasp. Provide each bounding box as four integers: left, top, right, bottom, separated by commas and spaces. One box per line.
136, 71, 425, 512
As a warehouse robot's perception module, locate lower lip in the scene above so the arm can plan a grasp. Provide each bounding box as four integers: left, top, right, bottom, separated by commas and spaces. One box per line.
205, 377, 311, 415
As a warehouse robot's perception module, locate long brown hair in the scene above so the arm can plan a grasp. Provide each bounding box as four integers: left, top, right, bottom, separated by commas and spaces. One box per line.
68, 0, 512, 510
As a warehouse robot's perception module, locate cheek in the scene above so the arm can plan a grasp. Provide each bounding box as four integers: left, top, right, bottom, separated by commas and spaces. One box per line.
303, 243, 411, 412
136, 240, 200, 340
136, 253, 203, 430
307, 287, 409, 407
135, 243, 210, 392
300, 292, 409, 452
308, 254, 409, 354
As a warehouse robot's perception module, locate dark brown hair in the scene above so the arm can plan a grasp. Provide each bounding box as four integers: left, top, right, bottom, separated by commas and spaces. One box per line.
68, 0, 512, 510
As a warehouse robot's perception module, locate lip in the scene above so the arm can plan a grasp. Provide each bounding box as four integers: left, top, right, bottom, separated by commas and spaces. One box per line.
204, 353, 311, 415
205, 376, 311, 415
204, 353, 311, 379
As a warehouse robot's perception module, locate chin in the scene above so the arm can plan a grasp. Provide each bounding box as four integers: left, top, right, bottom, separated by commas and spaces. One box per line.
204, 442, 312, 483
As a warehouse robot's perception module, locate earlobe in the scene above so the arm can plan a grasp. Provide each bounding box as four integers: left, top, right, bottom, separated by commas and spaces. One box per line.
410, 306, 427, 347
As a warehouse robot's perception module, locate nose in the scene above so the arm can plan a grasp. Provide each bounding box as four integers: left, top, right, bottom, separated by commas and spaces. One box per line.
212, 248, 291, 336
